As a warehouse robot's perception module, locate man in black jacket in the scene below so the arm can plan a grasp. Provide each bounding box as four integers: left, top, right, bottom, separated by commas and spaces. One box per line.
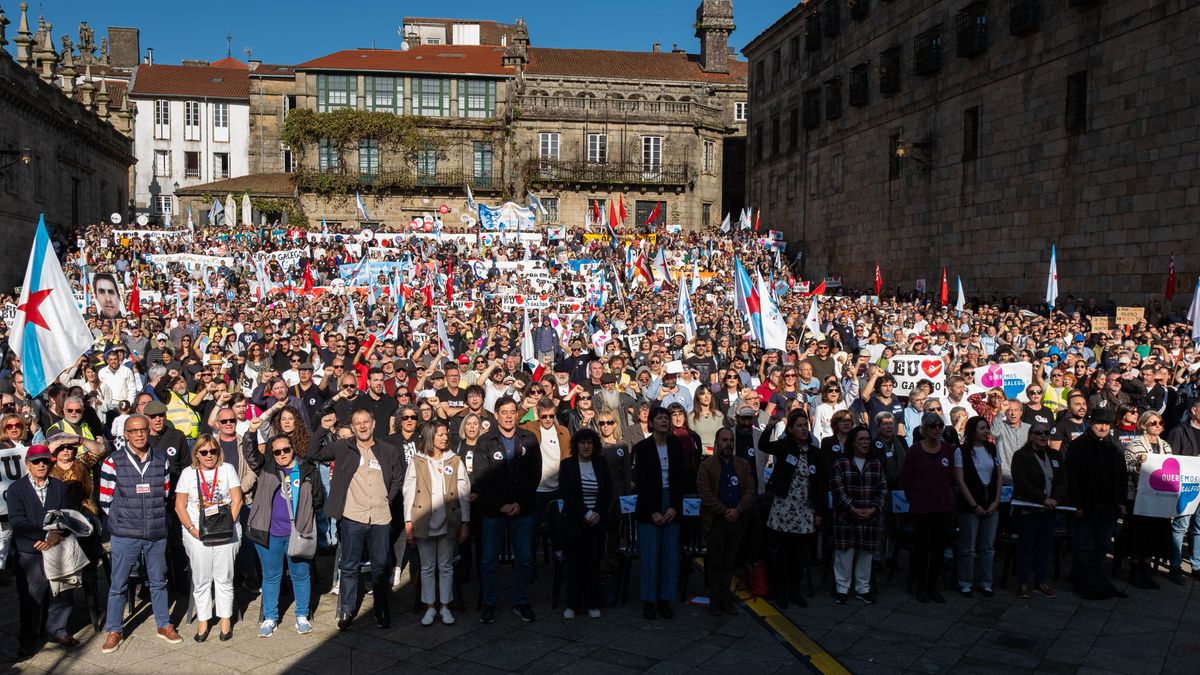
471, 396, 541, 624
8, 445, 80, 659
309, 409, 405, 630
1065, 407, 1126, 588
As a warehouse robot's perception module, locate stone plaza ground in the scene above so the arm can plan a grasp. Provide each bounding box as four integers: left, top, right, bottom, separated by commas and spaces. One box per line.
2, 552, 1198, 674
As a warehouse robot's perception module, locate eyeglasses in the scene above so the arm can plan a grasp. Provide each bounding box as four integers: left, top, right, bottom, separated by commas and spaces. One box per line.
784, 374, 797, 379
1146, 420, 1164, 427
1029, 430, 1051, 436
147, 413, 165, 419
271, 446, 293, 456
598, 420, 616, 426
539, 414, 557, 420
342, 384, 356, 389
1028, 390, 1042, 395
577, 395, 591, 401
217, 418, 237, 424
400, 415, 418, 421
64, 408, 83, 413
196, 450, 218, 457
4, 422, 22, 430
29, 459, 52, 466
926, 422, 945, 429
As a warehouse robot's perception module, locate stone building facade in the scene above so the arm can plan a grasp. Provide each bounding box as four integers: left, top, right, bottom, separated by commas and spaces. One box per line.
744, 0, 1200, 305
0, 2, 134, 290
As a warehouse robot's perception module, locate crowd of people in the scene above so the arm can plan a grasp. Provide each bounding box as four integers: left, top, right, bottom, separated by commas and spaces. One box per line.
1, 218, 1198, 660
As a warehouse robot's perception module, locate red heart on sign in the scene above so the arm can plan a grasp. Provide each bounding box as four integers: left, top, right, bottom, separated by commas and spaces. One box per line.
539, 295, 549, 303
462, 301, 475, 310
921, 359, 944, 378
569, 303, 582, 312
514, 295, 525, 305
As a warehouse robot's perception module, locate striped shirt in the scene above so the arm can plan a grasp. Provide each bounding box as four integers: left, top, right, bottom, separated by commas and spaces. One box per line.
579, 460, 599, 511
99, 450, 172, 514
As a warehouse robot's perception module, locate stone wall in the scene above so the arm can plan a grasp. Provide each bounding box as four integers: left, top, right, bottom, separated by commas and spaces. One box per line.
745, 0, 1200, 308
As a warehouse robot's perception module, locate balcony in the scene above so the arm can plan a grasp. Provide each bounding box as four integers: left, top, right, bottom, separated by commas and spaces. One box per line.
298, 167, 501, 193
513, 95, 725, 129
525, 159, 691, 188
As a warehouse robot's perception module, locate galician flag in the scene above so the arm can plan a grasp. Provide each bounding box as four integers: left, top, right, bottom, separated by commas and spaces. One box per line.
436, 308, 454, 360
955, 276, 966, 316
755, 270, 787, 350
678, 272, 697, 341
1187, 276, 1200, 344
355, 191, 370, 221
803, 294, 822, 338
12, 216, 94, 396
1046, 244, 1059, 309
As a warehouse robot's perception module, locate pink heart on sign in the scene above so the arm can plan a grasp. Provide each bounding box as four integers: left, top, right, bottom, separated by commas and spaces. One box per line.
1150, 457, 1182, 493
980, 365, 1004, 388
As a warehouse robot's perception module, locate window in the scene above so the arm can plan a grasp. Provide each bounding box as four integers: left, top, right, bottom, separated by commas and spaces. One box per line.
636, 200, 665, 228
184, 151, 200, 178
805, 14, 821, 52
788, 35, 800, 70
641, 136, 662, 178
753, 125, 764, 162
184, 101, 200, 141
703, 140, 715, 174
879, 47, 902, 95
155, 195, 172, 216
415, 147, 438, 183
365, 76, 402, 113
213, 153, 230, 179
772, 49, 782, 78
359, 139, 379, 179
1066, 71, 1087, 131
153, 99, 170, 139
770, 117, 780, 156
963, 107, 980, 160
457, 79, 496, 118
802, 89, 821, 129
473, 142, 493, 188
788, 109, 799, 148
539, 132, 560, 160
282, 147, 293, 173
823, 2, 840, 37
318, 139, 339, 172
702, 203, 711, 228
213, 103, 229, 129
850, 0, 870, 21
586, 133, 608, 164
849, 62, 869, 106
541, 196, 559, 222
889, 134, 901, 179
1010, 0, 1041, 35
153, 150, 170, 177
754, 62, 765, 95
734, 101, 747, 122
426, 37, 441, 45
824, 77, 842, 120
318, 74, 354, 112
913, 26, 943, 76
956, 4, 988, 57
414, 78, 450, 116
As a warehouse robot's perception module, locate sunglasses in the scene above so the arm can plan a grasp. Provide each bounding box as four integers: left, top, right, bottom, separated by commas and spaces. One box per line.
1028, 390, 1042, 395
400, 415, 418, 421
64, 408, 83, 413
539, 414, 556, 420
196, 449, 218, 457
926, 422, 945, 429
577, 396, 592, 401
272, 446, 293, 456
598, 420, 616, 426
5, 422, 23, 430
342, 384, 356, 389
148, 413, 165, 419
30, 458, 52, 466
1146, 420, 1163, 427
218, 418, 236, 424
1029, 430, 1051, 436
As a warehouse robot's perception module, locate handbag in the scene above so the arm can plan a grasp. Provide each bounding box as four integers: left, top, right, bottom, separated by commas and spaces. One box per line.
196, 468, 236, 546
281, 472, 316, 559
745, 560, 769, 597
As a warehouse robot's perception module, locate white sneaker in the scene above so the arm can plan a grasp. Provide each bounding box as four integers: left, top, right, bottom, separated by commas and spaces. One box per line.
420, 607, 437, 626
587, 609, 601, 619
562, 608, 576, 620
439, 607, 455, 625
296, 617, 313, 634
258, 619, 276, 638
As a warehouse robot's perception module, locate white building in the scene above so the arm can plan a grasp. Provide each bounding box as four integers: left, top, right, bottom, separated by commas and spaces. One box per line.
128, 62, 250, 221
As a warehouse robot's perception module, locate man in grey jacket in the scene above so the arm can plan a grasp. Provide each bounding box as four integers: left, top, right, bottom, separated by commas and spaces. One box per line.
992, 399, 1030, 484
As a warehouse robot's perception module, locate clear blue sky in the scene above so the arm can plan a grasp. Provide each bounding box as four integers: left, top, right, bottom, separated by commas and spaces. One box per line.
22, 0, 793, 65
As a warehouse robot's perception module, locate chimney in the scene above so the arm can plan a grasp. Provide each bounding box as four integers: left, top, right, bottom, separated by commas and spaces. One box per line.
652, 42, 661, 53
695, 0, 735, 73
144, 46, 153, 65
671, 43, 685, 54
105, 26, 139, 68
249, 59, 261, 70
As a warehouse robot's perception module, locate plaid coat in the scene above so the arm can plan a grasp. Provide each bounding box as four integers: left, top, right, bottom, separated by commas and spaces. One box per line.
830, 455, 888, 552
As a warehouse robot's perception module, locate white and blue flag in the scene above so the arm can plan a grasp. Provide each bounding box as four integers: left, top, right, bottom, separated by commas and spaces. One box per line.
355, 191, 370, 221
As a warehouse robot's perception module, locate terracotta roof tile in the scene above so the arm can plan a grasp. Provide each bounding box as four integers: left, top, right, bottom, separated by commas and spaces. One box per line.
296, 45, 513, 77
250, 63, 295, 77
527, 48, 747, 84
103, 79, 128, 109
210, 56, 249, 70
129, 64, 250, 99
174, 173, 295, 197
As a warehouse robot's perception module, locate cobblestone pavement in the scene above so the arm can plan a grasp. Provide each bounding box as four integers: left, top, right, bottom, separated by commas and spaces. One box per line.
2, 553, 1197, 674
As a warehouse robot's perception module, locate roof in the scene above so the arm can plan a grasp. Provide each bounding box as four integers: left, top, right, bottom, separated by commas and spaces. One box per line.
295, 45, 514, 77
104, 79, 128, 109
129, 64, 250, 99
742, 1, 808, 55
174, 173, 295, 198
250, 63, 295, 77
526, 48, 747, 84
210, 56, 249, 69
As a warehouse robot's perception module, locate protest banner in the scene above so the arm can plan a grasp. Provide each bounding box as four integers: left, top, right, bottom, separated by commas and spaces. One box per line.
1090, 316, 1112, 331
144, 253, 234, 271
0, 445, 29, 516
887, 355, 947, 397
1116, 307, 1144, 326
2, 302, 15, 330
1133, 454, 1200, 518
968, 362, 1035, 401
253, 248, 307, 270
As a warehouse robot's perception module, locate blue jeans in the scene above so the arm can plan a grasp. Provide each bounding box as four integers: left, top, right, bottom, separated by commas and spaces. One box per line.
337, 519, 391, 617
106, 536, 170, 634
1072, 508, 1116, 578
317, 463, 337, 549
255, 534, 312, 622
1171, 510, 1200, 572
481, 515, 534, 607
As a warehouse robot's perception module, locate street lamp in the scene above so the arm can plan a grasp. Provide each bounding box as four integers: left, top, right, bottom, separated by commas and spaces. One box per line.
894, 137, 932, 172
0, 146, 32, 177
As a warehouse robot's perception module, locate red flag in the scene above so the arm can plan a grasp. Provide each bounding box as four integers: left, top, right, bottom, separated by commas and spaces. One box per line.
309, 328, 323, 348
302, 262, 315, 292
634, 254, 654, 284
940, 268, 949, 306
1166, 255, 1176, 301
592, 200, 602, 223
608, 200, 619, 232
422, 283, 433, 310
128, 274, 141, 317
446, 260, 454, 303
810, 280, 826, 296
619, 194, 627, 224
874, 263, 882, 296
754, 209, 761, 232
643, 201, 662, 226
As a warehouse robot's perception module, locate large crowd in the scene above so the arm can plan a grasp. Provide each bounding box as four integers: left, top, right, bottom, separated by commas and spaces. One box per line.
1, 218, 1199, 660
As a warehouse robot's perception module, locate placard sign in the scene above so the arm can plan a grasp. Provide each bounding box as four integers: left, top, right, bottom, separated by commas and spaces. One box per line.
1116, 307, 1144, 326
1089, 316, 1112, 332
0, 446, 29, 516
887, 355, 947, 397
1133, 454, 1200, 518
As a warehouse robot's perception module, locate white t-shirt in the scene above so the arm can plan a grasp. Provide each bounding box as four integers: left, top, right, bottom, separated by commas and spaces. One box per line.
656, 442, 670, 488
953, 446, 997, 487
538, 428, 562, 492
176, 462, 241, 539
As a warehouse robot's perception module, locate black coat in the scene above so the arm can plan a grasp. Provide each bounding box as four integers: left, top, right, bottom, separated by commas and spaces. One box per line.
7, 476, 76, 554
632, 435, 687, 524
471, 427, 541, 519
559, 456, 614, 536
306, 428, 404, 520
1065, 430, 1126, 511
761, 435, 828, 520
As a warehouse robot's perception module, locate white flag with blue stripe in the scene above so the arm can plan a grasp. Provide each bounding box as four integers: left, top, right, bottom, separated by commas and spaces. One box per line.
355, 191, 370, 221
12, 216, 94, 396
